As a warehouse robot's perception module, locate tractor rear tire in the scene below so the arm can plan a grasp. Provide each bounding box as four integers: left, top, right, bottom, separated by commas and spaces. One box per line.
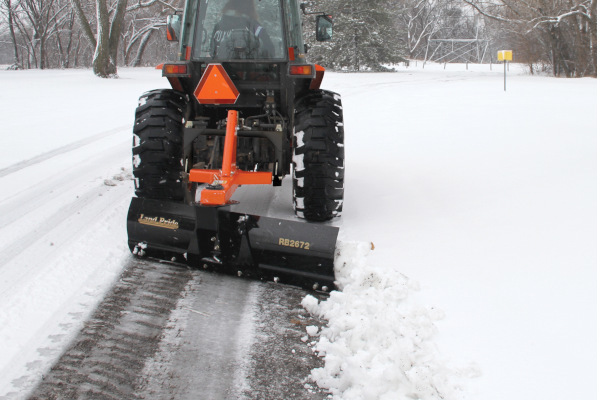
132, 89, 185, 201
293, 90, 344, 221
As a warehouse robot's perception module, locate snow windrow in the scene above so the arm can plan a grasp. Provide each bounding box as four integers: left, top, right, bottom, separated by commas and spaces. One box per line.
302, 241, 478, 400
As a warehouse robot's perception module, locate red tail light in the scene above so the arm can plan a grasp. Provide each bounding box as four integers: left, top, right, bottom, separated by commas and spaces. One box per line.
163, 63, 189, 76
289, 65, 314, 76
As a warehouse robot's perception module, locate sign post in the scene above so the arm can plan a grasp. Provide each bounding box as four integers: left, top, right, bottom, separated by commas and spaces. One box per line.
497, 50, 513, 91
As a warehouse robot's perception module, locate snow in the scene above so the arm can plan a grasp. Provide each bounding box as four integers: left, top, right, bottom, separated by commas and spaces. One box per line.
306, 325, 320, 337
0, 64, 596, 400
307, 63, 597, 400
304, 242, 478, 399
0, 68, 165, 398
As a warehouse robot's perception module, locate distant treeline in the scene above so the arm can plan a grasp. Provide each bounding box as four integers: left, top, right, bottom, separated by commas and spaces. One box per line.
0, 0, 596, 77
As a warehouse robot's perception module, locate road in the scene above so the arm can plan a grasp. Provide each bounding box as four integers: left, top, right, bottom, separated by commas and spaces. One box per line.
0, 119, 327, 399
28, 259, 328, 400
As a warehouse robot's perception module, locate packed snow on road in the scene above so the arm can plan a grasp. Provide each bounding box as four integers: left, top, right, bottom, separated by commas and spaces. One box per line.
0, 63, 595, 400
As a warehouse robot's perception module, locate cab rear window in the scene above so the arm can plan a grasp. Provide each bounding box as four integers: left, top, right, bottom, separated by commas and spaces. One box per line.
192, 0, 286, 61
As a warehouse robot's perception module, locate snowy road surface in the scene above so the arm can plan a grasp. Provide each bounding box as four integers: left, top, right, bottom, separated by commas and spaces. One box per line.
28, 259, 326, 399
0, 65, 596, 399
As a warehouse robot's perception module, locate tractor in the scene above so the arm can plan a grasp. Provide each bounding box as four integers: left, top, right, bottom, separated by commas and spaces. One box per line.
127, 0, 344, 291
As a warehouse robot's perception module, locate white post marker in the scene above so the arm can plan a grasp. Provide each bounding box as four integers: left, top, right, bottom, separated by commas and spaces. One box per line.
498, 50, 513, 91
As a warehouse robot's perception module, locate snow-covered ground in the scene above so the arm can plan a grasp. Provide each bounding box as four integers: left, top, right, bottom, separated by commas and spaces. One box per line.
0, 64, 596, 399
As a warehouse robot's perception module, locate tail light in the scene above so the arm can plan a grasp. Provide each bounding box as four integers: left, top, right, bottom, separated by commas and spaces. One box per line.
289, 65, 314, 77
162, 63, 191, 77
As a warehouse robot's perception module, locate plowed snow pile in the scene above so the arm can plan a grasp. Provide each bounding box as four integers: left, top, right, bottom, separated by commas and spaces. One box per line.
303, 242, 478, 400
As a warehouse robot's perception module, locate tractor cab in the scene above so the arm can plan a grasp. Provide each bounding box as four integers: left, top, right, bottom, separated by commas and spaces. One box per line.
168, 0, 324, 64
192, 0, 288, 61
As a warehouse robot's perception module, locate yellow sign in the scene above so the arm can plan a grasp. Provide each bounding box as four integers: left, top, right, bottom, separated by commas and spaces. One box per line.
498, 50, 513, 61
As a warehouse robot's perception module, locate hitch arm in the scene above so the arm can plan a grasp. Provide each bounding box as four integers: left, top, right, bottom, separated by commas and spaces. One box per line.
189, 110, 272, 205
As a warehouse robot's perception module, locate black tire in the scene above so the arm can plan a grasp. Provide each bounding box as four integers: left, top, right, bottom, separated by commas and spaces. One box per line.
293, 90, 344, 221
132, 89, 186, 201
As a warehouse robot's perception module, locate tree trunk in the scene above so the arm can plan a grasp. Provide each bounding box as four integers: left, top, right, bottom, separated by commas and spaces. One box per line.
5, 0, 21, 67
132, 29, 154, 67
64, 13, 75, 68
73, 34, 82, 67
92, 0, 115, 77
590, 0, 597, 76
108, 0, 128, 72
71, 0, 96, 46
40, 38, 45, 69
76, 0, 128, 77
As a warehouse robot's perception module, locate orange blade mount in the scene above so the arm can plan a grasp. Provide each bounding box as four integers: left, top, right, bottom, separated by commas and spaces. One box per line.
189, 110, 272, 205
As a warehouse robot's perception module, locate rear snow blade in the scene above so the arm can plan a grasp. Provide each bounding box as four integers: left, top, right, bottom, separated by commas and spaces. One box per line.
127, 197, 338, 290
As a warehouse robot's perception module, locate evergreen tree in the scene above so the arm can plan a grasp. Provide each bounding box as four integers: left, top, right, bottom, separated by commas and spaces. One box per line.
304, 0, 406, 71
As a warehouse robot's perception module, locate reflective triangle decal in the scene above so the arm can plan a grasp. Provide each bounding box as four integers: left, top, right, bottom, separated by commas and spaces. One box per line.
194, 64, 240, 105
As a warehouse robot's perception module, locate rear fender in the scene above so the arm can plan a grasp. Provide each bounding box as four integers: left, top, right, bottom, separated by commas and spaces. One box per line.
310, 64, 325, 90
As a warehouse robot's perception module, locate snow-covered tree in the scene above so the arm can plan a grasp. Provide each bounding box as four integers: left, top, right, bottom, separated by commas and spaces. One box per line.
463, 0, 597, 76
304, 0, 406, 71
70, 0, 128, 77
0, 0, 21, 67
121, 0, 180, 67
401, 0, 440, 59
398, 0, 482, 60
0, 0, 83, 69
70, 0, 179, 77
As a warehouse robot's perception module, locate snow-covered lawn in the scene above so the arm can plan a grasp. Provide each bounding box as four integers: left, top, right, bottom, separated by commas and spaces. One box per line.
0, 64, 596, 399
308, 65, 597, 400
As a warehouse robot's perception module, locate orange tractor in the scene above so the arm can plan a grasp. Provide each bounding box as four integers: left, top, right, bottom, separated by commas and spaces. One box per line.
127, 0, 344, 291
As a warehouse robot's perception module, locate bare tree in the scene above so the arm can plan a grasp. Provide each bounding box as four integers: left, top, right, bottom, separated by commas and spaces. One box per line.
463, 0, 597, 76
9, 0, 59, 68
122, 0, 180, 67
70, 0, 128, 77
1, 0, 21, 67
401, 0, 443, 59
70, 0, 178, 77
2, 0, 86, 69
124, 22, 159, 66
53, 9, 76, 67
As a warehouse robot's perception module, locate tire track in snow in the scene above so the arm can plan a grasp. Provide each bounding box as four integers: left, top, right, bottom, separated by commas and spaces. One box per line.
28, 260, 193, 400
0, 160, 126, 236
137, 274, 328, 399
0, 133, 131, 248
0, 174, 133, 399
0, 129, 131, 229
0, 184, 110, 277
29, 260, 328, 400
0, 132, 132, 299
0, 125, 129, 178
0, 179, 131, 299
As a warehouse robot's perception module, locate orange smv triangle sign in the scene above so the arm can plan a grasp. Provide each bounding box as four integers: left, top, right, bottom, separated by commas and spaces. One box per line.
194, 64, 240, 105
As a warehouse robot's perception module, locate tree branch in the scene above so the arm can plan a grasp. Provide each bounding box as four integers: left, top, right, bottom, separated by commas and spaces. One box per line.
126, 0, 177, 12
70, 0, 96, 47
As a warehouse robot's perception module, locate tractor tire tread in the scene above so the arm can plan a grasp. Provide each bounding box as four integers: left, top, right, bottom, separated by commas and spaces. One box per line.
132, 89, 185, 201
293, 90, 344, 221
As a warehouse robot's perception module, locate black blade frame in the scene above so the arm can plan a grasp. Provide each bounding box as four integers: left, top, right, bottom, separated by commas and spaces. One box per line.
127, 197, 338, 290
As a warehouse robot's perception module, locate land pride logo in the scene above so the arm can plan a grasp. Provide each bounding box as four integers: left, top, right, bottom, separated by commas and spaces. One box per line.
138, 214, 179, 230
